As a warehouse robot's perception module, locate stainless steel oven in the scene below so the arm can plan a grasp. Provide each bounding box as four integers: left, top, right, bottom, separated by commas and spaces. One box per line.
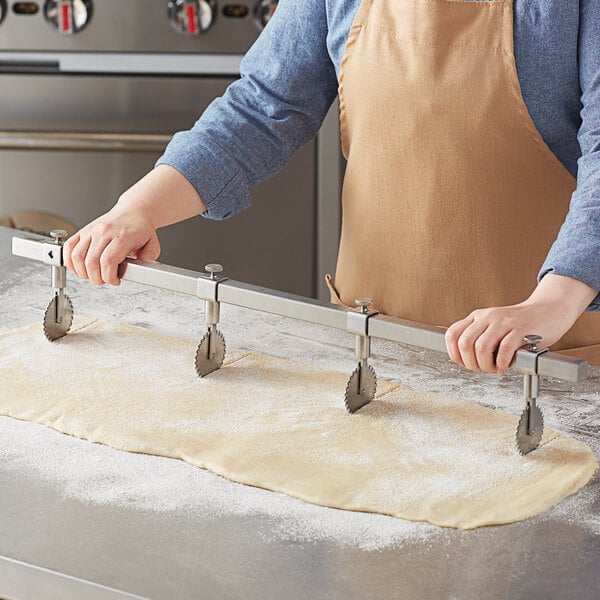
0, 0, 342, 298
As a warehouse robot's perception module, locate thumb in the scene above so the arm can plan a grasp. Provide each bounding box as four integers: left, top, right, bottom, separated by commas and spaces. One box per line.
135, 234, 161, 262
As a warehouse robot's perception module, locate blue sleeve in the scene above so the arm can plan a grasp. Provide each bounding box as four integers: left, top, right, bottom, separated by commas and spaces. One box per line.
156, 0, 338, 220
538, 0, 600, 311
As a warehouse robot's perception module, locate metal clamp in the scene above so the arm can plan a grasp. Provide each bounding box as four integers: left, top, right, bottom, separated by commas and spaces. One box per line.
348, 297, 378, 363
48, 229, 68, 293
194, 263, 228, 378
39, 230, 74, 342
515, 334, 548, 455
343, 298, 379, 413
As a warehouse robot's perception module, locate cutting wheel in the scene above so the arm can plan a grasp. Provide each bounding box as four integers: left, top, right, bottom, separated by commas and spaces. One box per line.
344, 363, 377, 413
195, 329, 226, 377
515, 403, 544, 455
43, 294, 73, 342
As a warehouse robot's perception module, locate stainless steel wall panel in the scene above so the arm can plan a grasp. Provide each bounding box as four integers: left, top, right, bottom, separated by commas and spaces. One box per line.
0, 73, 318, 296
0, 74, 232, 133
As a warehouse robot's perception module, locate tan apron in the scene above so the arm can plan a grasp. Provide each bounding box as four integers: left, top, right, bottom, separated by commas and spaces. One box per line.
327, 0, 600, 364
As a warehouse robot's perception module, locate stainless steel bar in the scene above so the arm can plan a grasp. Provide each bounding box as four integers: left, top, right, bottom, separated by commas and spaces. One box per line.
368, 314, 448, 353
528, 351, 588, 383
11, 238, 590, 384
12, 235, 47, 263
0, 131, 170, 152
217, 279, 349, 330
12, 235, 61, 266
214, 277, 589, 384
118, 260, 200, 297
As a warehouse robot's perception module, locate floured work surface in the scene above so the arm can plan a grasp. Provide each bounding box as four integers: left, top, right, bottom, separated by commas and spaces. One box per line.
0, 318, 597, 529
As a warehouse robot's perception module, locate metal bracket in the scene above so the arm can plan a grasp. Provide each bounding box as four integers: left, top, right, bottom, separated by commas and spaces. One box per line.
197, 264, 228, 325
343, 298, 380, 413
515, 340, 548, 377
194, 264, 228, 378
346, 304, 378, 337
347, 298, 378, 364
48, 230, 68, 293
515, 334, 549, 455
516, 334, 549, 406
43, 242, 63, 267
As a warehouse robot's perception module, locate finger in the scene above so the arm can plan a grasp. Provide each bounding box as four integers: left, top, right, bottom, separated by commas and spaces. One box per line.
496, 330, 529, 374
135, 235, 161, 262
63, 233, 80, 273
100, 238, 132, 286
84, 236, 113, 286
457, 320, 491, 371
69, 235, 92, 280
445, 316, 474, 368
474, 325, 511, 374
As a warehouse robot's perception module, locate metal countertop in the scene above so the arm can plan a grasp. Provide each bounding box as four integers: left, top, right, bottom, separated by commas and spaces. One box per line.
0, 226, 598, 600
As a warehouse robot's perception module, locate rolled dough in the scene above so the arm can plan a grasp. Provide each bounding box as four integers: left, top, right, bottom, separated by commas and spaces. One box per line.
0, 318, 596, 529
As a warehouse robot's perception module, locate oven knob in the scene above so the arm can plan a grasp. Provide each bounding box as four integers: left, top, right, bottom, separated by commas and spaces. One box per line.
254, 0, 278, 30
0, 0, 6, 25
168, 0, 216, 35
44, 0, 93, 35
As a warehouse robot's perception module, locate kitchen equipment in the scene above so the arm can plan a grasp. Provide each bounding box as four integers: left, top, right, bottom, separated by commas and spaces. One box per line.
515, 334, 546, 455
40, 228, 73, 341
0, 0, 342, 299
343, 297, 378, 413
194, 262, 227, 377
3, 223, 599, 600
12, 232, 589, 454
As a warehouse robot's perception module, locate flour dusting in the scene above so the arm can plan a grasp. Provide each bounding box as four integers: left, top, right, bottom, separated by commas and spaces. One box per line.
0, 416, 438, 551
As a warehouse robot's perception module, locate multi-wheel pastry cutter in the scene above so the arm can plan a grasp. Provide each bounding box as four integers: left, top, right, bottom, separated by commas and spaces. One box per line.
12, 231, 588, 455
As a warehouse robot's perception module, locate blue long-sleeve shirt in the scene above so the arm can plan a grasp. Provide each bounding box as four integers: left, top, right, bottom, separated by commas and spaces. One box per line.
157, 0, 600, 309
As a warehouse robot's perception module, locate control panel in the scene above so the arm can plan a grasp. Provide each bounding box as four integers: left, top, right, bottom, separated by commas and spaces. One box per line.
0, 0, 279, 52
168, 0, 216, 35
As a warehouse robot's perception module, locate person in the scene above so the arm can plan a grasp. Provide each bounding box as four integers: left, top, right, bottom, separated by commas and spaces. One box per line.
64, 0, 600, 373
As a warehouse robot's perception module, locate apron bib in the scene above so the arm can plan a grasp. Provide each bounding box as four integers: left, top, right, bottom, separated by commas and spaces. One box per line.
329, 0, 600, 364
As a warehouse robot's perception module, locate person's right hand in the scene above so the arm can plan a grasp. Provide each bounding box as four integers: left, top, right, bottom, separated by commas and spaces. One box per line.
64, 165, 207, 286
64, 207, 160, 286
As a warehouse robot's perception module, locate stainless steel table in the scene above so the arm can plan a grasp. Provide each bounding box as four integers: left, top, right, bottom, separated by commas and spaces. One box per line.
0, 226, 598, 600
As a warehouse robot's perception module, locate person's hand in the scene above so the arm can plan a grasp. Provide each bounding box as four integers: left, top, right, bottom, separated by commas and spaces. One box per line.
64, 208, 160, 286
445, 300, 567, 374
63, 165, 207, 286
444, 274, 598, 374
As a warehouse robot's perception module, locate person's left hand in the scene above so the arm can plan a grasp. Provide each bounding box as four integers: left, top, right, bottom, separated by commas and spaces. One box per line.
444, 274, 598, 375
444, 300, 566, 374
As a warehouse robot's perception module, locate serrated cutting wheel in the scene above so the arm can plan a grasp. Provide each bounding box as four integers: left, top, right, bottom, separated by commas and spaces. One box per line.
195, 329, 226, 377
344, 363, 377, 413
43, 294, 74, 342
515, 403, 544, 455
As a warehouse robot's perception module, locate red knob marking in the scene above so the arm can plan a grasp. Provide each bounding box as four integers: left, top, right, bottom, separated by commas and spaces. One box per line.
186, 3, 198, 35
60, 1, 72, 33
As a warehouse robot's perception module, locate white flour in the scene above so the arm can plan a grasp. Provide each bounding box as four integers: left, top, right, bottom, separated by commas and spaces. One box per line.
2, 411, 597, 548
0, 416, 439, 551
